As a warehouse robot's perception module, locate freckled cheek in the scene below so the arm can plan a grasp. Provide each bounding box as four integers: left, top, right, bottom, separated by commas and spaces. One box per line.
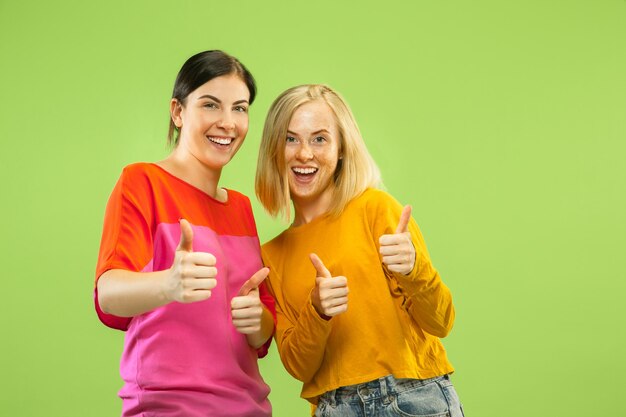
320, 152, 339, 169
284, 148, 297, 163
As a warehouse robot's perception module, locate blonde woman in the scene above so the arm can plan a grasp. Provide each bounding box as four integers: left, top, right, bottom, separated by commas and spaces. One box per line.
256, 84, 464, 416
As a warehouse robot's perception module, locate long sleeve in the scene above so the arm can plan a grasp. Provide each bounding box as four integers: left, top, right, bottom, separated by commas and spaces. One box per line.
261, 188, 455, 403
393, 240, 455, 338
371, 193, 455, 338
263, 258, 333, 383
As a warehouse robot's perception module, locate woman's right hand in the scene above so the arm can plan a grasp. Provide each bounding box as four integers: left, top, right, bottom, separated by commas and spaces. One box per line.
165, 219, 218, 303
309, 253, 349, 319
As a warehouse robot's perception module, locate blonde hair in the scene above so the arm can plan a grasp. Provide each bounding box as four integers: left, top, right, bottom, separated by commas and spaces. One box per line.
255, 84, 381, 221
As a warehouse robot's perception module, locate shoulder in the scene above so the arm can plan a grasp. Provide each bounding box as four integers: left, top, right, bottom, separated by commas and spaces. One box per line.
116, 162, 161, 187
120, 162, 153, 176
224, 188, 251, 205
348, 188, 399, 213
224, 189, 254, 216
262, 230, 286, 251
109, 163, 176, 211
117, 162, 164, 190
261, 232, 288, 285
261, 229, 289, 258
361, 187, 394, 203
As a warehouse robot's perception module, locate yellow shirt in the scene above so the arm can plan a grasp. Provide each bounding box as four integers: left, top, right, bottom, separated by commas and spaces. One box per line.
261, 188, 455, 404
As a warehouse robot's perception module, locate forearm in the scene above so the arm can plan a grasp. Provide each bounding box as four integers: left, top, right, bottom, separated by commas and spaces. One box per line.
97, 269, 170, 317
277, 300, 332, 383
245, 306, 275, 349
405, 294, 455, 338
395, 264, 455, 337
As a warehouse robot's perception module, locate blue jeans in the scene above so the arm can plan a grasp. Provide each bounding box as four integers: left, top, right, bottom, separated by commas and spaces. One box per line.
314, 374, 465, 417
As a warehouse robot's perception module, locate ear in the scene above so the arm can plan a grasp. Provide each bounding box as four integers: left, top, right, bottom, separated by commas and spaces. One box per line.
337, 134, 344, 159
170, 99, 183, 128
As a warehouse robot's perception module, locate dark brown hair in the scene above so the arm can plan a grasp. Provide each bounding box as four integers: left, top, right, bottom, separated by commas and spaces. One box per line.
168, 50, 256, 145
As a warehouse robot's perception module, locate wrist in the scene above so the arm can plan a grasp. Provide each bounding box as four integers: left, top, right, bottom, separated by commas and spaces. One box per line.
310, 299, 332, 321
158, 269, 174, 303
318, 312, 332, 321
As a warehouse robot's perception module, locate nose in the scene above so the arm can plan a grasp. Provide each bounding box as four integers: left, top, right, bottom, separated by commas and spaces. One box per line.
217, 110, 235, 131
295, 142, 313, 161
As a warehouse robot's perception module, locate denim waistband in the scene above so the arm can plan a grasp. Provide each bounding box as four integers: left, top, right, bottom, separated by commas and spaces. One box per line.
322, 374, 448, 405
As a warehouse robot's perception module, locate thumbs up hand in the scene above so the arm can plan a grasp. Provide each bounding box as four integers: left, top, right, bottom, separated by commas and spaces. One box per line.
310, 253, 349, 319
231, 267, 269, 335
165, 219, 218, 303
379, 205, 416, 275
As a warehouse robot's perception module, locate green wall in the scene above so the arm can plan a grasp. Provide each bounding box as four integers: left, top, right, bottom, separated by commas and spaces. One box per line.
1, 1, 624, 415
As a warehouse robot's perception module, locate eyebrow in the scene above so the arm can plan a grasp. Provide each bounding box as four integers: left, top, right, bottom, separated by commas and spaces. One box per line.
197, 94, 249, 105
287, 129, 330, 136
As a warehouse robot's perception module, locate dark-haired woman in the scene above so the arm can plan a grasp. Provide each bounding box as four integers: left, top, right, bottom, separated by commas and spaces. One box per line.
94, 50, 274, 417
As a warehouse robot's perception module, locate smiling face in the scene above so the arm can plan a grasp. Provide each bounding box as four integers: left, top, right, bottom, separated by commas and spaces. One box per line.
284, 99, 341, 216
171, 73, 250, 171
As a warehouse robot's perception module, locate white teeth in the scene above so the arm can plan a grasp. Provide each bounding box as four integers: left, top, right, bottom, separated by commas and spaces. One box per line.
208, 136, 233, 145
293, 167, 317, 174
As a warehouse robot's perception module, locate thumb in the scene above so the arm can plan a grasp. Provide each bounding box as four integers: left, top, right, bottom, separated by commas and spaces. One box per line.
177, 218, 194, 252
238, 267, 269, 296
309, 253, 332, 279
395, 205, 412, 234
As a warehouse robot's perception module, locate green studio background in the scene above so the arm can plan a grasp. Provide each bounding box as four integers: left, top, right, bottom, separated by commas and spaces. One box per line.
1, 0, 624, 416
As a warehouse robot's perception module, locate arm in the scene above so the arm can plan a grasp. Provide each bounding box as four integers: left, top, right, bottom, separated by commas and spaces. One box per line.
97, 268, 171, 317
263, 257, 335, 383
397, 264, 455, 338
377, 197, 455, 338
271, 254, 348, 382
97, 219, 218, 317
273, 292, 333, 383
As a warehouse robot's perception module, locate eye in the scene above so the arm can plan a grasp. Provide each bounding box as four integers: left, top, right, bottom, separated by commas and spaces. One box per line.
311, 136, 327, 145
203, 102, 218, 109
233, 105, 248, 113
286, 136, 298, 143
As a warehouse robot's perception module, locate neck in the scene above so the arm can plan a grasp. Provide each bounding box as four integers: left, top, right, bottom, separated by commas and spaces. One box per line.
292, 187, 335, 226
159, 147, 223, 200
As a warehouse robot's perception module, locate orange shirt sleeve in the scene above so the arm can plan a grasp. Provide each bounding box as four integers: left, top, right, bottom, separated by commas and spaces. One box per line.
94, 167, 155, 330
370, 191, 455, 338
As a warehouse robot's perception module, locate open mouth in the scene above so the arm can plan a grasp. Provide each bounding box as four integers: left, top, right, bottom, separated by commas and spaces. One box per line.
207, 136, 233, 146
291, 167, 318, 182
292, 167, 318, 175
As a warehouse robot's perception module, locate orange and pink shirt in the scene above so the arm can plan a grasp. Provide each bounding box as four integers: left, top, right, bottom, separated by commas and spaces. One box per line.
95, 163, 273, 417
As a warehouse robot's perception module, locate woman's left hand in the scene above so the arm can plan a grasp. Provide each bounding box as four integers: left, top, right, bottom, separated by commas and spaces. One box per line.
231, 267, 269, 334
379, 205, 416, 275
